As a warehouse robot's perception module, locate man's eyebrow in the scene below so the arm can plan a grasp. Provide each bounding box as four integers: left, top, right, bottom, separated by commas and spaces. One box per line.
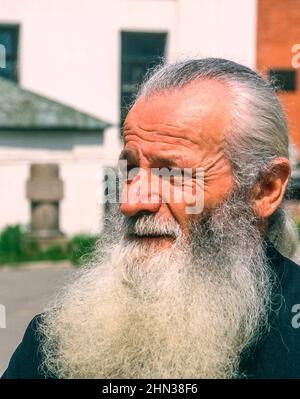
118, 149, 140, 165
119, 151, 177, 168
151, 155, 177, 168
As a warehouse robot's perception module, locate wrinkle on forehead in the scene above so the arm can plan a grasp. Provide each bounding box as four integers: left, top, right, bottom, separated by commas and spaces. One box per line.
125, 80, 232, 143
122, 80, 233, 171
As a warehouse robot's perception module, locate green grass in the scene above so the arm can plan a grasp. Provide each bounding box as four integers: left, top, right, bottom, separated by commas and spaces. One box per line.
0, 224, 99, 267
68, 234, 98, 266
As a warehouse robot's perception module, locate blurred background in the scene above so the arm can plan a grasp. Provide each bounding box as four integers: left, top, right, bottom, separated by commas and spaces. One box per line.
1, 0, 300, 374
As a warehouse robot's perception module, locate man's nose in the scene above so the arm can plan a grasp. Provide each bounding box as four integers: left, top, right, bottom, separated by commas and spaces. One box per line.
120, 169, 161, 217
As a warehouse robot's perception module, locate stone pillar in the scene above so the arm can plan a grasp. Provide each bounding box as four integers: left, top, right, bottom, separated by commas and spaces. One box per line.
26, 164, 64, 239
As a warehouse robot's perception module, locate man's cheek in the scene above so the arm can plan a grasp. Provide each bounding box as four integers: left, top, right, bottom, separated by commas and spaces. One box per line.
182, 172, 205, 215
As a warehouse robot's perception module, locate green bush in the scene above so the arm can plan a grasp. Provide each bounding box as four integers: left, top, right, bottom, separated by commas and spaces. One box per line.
68, 234, 98, 266
0, 224, 25, 264
22, 236, 42, 261
0, 224, 99, 266
296, 221, 300, 238
42, 245, 67, 262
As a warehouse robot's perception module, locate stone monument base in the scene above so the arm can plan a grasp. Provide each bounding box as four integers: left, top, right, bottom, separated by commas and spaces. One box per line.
25, 231, 68, 252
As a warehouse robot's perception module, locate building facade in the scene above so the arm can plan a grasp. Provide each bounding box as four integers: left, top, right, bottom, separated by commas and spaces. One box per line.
2, 0, 299, 233
0, 77, 110, 235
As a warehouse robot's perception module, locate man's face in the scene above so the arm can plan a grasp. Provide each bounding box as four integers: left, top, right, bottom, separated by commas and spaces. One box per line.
39, 70, 281, 379
40, 81, 274, 379
120, 80, 235, 247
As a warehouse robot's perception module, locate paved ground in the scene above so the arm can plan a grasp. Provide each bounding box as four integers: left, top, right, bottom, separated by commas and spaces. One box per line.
0, 262, 75, 375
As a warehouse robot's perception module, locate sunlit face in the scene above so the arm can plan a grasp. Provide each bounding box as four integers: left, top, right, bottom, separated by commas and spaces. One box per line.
120, 80, 235, 249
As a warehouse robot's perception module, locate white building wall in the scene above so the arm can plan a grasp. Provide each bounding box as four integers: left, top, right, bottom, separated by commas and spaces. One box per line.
0, 0, 257, 235
0, 131, 105, 235
0, 0, 257, 127
0, 162, 29, 227
176, 0, 257, 67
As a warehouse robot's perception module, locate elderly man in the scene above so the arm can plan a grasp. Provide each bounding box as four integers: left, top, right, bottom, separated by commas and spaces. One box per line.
2, 58, 300, 379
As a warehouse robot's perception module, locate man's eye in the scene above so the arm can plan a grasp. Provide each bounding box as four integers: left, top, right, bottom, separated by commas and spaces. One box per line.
127, 167, 139, 179
120, 166, 139, 182
119, 161, 134, 176
152, 167, 183, 177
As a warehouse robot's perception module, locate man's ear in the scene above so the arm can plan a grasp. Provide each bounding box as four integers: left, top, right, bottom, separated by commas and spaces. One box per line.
252, 157, 291, 218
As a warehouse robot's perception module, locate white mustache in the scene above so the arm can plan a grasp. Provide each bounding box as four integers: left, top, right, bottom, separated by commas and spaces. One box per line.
125, 215, 182, 238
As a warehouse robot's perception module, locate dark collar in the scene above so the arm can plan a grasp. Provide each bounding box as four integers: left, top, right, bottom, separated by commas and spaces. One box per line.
264, 239, 285, 276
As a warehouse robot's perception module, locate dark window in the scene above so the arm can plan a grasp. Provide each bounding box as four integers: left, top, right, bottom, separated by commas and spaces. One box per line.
120, 31, 167, 133
0, 25, 19, 82
269, 69, 297, 92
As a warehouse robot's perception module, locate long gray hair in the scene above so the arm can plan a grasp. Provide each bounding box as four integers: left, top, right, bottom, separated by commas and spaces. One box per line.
137, 58, 298, 260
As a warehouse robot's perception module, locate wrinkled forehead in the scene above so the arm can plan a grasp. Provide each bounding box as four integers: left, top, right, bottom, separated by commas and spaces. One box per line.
124, 79, 233, 138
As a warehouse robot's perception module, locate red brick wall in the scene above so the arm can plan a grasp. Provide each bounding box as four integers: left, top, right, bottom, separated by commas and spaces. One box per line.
257, 0, 300, 159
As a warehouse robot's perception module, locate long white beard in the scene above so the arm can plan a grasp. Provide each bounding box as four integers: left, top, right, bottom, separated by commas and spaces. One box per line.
38, 196, 273, 379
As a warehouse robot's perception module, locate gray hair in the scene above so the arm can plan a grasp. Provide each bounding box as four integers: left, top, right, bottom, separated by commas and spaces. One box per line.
137, 58, 298, 259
